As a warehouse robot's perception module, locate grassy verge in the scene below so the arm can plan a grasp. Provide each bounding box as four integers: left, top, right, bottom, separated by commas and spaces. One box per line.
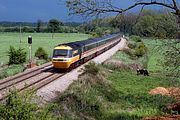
52, 63, 178, 120
0, 64, 24, 79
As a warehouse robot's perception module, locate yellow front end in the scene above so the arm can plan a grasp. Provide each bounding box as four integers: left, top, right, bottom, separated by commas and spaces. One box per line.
52, 45, 80, 69
52, 58, 71, 68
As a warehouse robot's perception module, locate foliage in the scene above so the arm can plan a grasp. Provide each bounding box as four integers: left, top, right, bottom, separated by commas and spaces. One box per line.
134, 42, 147, 57
133, 15, 156, 37
132, 11, 178, 38
47, 19, 62, 33
36, 19, 44, 33
160, 40, 180, 77
7, 46, 27, 65
128, 36, 147, 58
81, 62, 100, 76
47, 19, 63, 38
0, 65, 24, 80
128, 43, 136, 49
130, 35, 142, 42
35, 47, 48, 60
0, 91, 55, 120
66, 0, 180, 33
110, 13, 137, 34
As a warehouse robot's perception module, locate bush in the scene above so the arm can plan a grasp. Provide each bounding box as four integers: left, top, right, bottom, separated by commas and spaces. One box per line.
128, 42, 136, 49
130, 35, 142, 42
134, 42, 147, 57
0, 91, 54, 120
35, 47, 48, 60
82, 62, 100, 76
0, 65, 24, 80
7, 46, 27, 65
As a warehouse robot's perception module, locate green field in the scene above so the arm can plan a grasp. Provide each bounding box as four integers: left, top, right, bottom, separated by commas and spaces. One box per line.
0, 32, 90, 64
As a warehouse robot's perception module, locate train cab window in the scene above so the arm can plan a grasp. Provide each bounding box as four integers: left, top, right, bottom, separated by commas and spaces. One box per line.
73, 50, 79, 56
53, 49, 72, 58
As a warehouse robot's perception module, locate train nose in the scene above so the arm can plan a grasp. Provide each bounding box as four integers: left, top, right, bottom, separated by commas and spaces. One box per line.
52, 58, 71, 68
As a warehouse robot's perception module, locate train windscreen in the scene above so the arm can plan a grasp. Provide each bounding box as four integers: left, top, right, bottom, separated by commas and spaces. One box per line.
53, 50, 72, 58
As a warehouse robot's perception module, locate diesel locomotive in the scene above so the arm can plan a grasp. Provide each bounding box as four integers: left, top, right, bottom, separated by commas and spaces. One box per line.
52, 33, 121, 69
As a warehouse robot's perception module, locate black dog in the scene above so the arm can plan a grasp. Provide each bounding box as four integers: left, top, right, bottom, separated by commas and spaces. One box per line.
137, 69, 149, 76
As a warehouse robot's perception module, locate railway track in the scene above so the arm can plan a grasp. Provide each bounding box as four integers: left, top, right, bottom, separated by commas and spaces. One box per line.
0, 62, 65, 101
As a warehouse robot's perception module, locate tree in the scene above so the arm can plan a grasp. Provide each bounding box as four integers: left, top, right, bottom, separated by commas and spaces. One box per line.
132, 15, 156, 37
66, 0, 180, 31
36, 19, 43, 33
47, 19, 63, 38
110, 13, 137, 34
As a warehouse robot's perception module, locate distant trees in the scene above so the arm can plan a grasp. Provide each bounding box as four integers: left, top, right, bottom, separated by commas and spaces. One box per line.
0, 20, 79, 34
110, 13, 137, 34
133, 15, 156, 37
109, 10, 178, 38
131, 11, 177, 38
36, 19, 43, 33
66, 0, 180, 30
47, 19, 63, 38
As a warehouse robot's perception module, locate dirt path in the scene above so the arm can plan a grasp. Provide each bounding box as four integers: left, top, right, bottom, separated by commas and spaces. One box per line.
36, 37, 127, 102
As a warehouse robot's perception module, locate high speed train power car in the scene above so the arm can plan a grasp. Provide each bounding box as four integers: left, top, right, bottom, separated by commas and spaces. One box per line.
52, 33, 121, 69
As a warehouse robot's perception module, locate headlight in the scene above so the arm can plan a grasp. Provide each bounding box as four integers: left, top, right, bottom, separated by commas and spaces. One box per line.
63, 59, 69, 61
52, 58, 69, 62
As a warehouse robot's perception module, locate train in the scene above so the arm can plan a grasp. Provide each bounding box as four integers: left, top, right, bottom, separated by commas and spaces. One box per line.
52, 33, 121, 69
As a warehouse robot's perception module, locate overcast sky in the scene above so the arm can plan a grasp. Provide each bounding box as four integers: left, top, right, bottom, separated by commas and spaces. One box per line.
0, 0, 163, 22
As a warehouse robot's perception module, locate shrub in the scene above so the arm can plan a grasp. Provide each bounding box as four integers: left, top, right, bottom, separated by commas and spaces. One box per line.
82, 62, 100, 75
130, 35, 142, 42
128, 42, 136, 49
134, 42, 147, 57
7, 46, 27, 65
35, 47, 48, 60
0, 90, 55, 120
0, 65, 24, 80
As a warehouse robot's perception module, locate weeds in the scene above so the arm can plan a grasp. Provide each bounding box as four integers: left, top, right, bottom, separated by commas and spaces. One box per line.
0, 90, 55, 120
0, 64, 24, 80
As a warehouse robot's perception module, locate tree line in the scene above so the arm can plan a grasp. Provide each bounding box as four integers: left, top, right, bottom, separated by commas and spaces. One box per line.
76, 10, 179, 39
0, 19, 80, 33
110, 10, 179, 38
0, 9, 179, 39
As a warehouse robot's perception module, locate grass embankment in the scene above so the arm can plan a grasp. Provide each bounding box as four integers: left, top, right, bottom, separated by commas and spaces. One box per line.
52, 38, 179, 119
53, 63, 178, 120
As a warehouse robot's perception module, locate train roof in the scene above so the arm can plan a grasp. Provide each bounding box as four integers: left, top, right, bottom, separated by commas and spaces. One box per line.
58, 33, 120, 49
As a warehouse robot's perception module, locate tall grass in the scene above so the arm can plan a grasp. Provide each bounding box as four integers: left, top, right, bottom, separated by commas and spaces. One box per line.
0, 90, 55, 120
0, 64, 24, 79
